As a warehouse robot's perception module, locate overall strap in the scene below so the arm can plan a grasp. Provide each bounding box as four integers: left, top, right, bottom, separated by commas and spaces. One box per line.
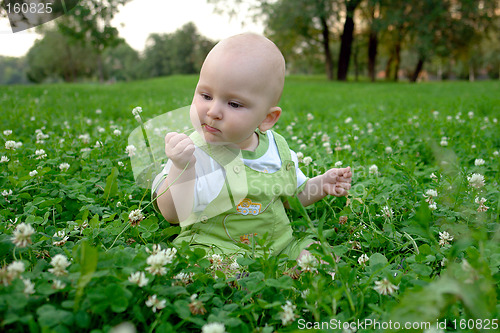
270, 130, 292, 162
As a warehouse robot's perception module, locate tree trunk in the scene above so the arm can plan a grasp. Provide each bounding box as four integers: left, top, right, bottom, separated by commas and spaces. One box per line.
337, 14, 355, 81
354, 39, 359, 81
385, 53, 393, 80
97, 53, 104, 82
411, 56, 425, 82
468, 63, 475, 82
320, 16, 334, 81
368, 29, 378, 82
393, 39, 401, 82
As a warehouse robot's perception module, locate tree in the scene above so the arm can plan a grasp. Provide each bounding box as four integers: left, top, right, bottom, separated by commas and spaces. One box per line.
55, 0, 131, 81
26, 29, 97, 82
0, 56, 29, 84
142, 23, 215, 78
337, 0, 362, 81
102, 40, 141, 81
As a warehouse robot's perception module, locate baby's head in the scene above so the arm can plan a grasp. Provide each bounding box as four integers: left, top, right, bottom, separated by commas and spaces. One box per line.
190, 33, 286, 149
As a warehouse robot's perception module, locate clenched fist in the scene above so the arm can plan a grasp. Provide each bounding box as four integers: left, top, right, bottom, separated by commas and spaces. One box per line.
165, 132, 196, 169
322, 167, 352, 197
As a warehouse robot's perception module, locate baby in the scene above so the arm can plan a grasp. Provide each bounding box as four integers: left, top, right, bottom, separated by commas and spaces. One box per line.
152, 33, 352, 259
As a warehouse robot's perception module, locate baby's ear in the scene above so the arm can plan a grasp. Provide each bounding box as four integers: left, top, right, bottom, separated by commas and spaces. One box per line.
258, 106, 282, 132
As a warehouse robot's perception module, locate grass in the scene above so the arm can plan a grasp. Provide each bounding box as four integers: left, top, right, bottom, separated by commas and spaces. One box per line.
0, 76, 499, 332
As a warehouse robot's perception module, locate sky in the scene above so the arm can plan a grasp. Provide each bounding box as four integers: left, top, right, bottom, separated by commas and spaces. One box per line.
0, 0, 264, 57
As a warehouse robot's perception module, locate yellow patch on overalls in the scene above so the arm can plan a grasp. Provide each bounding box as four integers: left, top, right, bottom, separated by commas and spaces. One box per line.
236, 198, 262, 216
239, 233, 258, 244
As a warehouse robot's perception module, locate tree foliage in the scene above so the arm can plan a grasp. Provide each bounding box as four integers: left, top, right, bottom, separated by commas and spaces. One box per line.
142, 23, 216, 78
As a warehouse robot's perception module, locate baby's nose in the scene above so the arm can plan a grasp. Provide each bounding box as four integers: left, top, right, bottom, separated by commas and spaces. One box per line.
206, 102, 223, 119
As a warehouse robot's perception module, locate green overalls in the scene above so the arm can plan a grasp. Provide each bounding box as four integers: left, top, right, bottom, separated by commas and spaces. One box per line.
172, 130, 311, 259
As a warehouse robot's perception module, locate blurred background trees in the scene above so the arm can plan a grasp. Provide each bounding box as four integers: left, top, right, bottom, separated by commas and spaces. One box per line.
1, 0, 499, 84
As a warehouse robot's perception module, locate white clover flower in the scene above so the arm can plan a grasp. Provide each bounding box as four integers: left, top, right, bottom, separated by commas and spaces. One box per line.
125, 145, 137, 157
118, 161, 125, 167
128, 209, 144, 226
468, 173, 485, 189
201, 322, 226, 333
59, 163, 70, 172
343, 144, 352, 151
132, 107, 142, 116
12, 222, 35, 248
381, 206, 393, 218
128, 271, 149, 287
95, 109, 102, 114
303, 156, 312, 166
48, 254, 71, 276
0, 156, 9, 163
344, 117, 353, 124
374, 278, 399, 295
35, 149, 47, 159
299, 143, 307, 151
279, 300, 297, 326
113, 129, 122, 136
5, 140, 17, 149
440, 137, 448, 146
145, 247, 177, 276
475, 197, 489, 212
22, 278, 35, 295
474, 158, 485, 166
335, 161, 343, 167
21, 278, 37, 296
358, 254, 369, 265
7, 261, 25, 278
296, 152, 304, 162
297, 252, 318, 273
468, 111, 474, 119
321, 133, 330, 142
52, 279, 66, 290
29, 170, 38, 177
424, 189, 438, 202
52, 230, 69, 246
145, 294, 166, 313
173, 272, 194, 284
438, 231, 453, 247
94, 141, 103, 148
78, 134, 91, 144
210, 254, 224, 270
2, 189, 12, 197
35, 129, 49, 143
430, 173, 438, 180
432, 111, 439, 118
3, 130, 12, 136
369, 164, 379, 176
385, 146, 393, 154
229, 259, 240, 271
428, 202, 437, 211
307, 113, 314, 121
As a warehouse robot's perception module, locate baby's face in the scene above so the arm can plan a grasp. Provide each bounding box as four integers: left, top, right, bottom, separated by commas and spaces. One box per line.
190, 52, 277, 150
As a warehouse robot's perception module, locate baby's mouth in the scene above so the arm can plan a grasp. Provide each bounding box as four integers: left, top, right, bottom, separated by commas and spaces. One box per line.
202, 124, 220, 133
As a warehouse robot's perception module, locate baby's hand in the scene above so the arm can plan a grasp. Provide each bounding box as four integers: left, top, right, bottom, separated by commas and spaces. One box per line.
322, 166, 352, 197
165, 132, 196, 169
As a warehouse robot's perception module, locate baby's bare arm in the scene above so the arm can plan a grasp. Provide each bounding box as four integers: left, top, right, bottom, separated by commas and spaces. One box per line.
297, 167, 352, 207
155, 133, 196, 223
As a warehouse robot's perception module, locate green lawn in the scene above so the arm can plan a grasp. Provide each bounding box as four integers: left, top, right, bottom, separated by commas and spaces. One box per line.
0, 77, 499, 332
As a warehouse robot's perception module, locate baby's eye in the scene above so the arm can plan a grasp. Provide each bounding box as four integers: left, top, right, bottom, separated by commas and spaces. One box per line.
201, 93, 212, 101
228, 101, 242, 108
